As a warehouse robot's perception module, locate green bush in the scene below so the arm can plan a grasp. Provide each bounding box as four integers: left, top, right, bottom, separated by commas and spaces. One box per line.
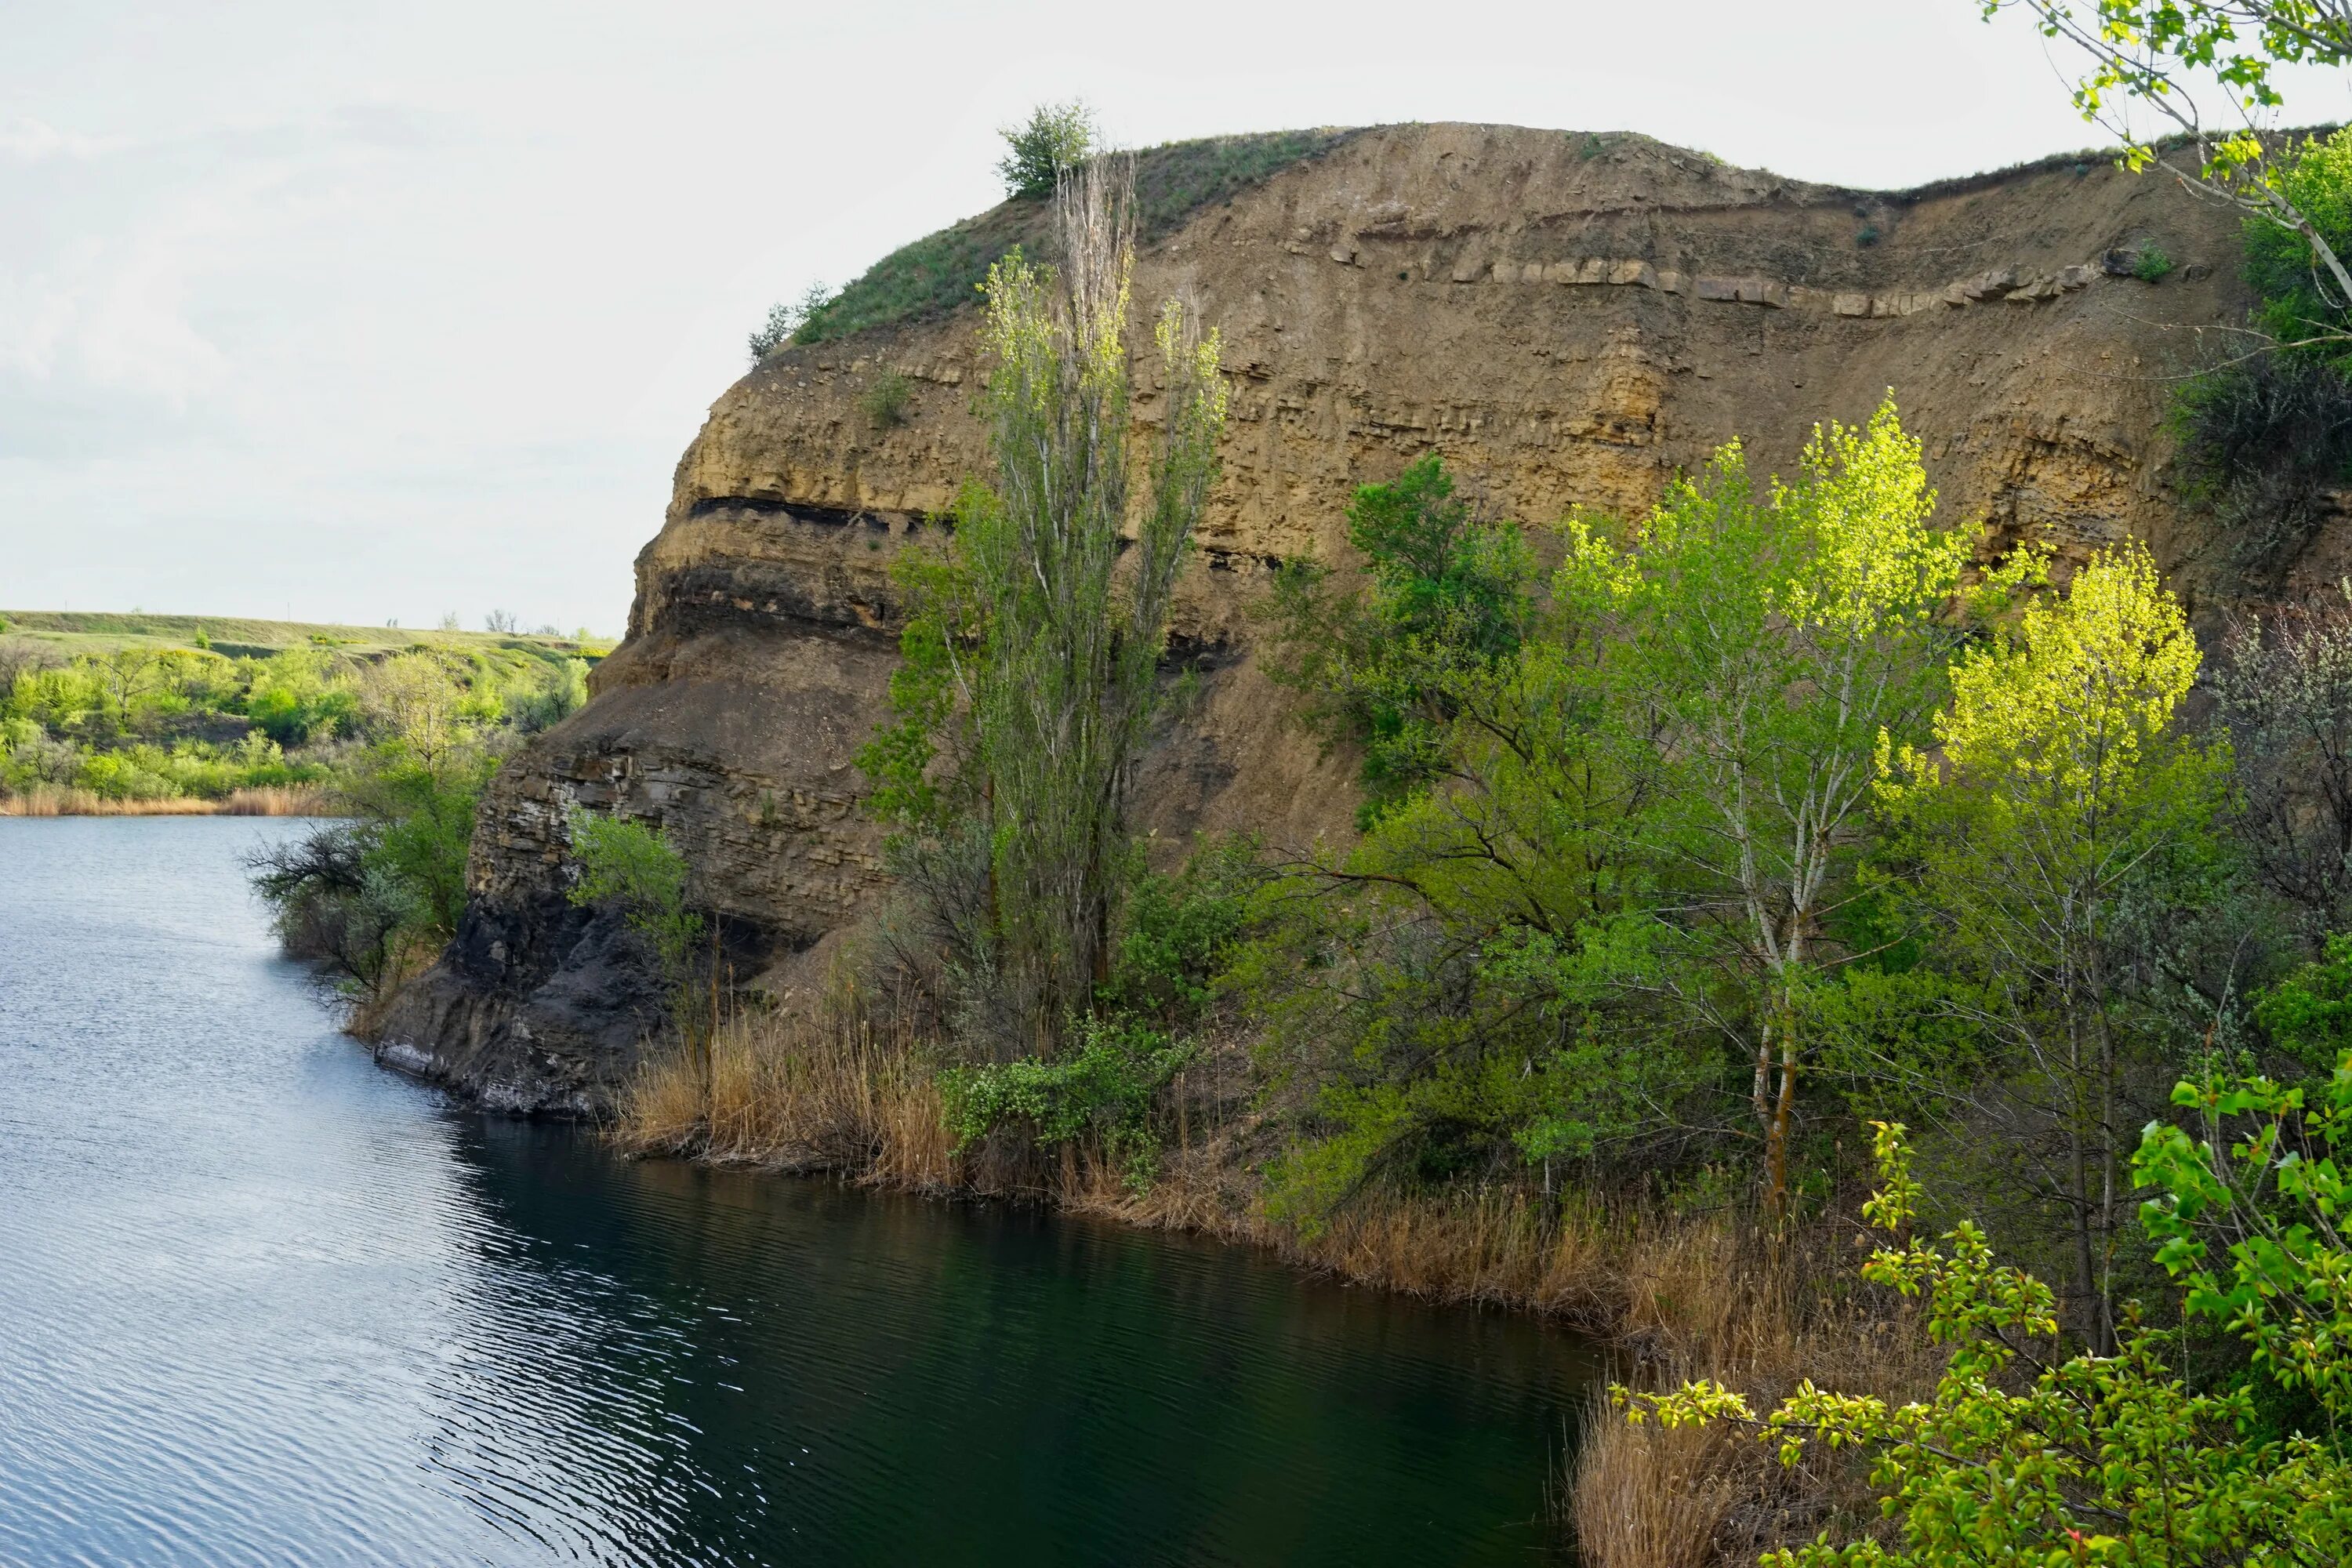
747, 281, 837, 363
241, 648, 358, 745
2252, 933, 2352, 1074
2133, 241, 2176, 281
74, 749, 176, 800
1102, 837, 1264, 1026
2247, 126, 2352, 366
1628, 1098, 2352, 1566
1266, 453, 1537, 825
567, 810, 702, 984
858, 370, 913, 430
996, 100, 1094, 199
941, 1015, 1192, 1190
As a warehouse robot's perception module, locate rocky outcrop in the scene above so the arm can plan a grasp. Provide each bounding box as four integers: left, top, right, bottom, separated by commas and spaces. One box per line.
376, 122, 2253, 1111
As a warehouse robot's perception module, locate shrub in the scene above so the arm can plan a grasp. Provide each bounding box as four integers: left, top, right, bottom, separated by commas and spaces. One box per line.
1265, 453, 1537, 823
940, 1014, 1192, 1190
508, 656, 589, 733
1102, 837, 1264, 1027
1623, 1108, 2352, 1566
2133, 241, 2176, 281
567, 810, 702, 984
353, 756, 496, 938
245, 822, 419, 998
2171, 350, 2352, 581
996, 100, 1094, 199
858, 370, 913, 430
2247, 125, 2352, 366
747, 281, 837, 363
242, 648, 358, 746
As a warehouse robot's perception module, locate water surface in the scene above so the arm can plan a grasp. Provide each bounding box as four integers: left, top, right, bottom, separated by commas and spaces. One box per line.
0, 817, 1592, 1565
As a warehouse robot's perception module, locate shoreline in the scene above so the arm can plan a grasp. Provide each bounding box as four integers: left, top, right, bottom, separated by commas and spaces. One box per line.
361, 986, 1912, 1566
0, 786, 337, 818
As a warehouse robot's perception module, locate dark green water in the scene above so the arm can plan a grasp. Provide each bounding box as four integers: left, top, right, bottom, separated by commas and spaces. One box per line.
0, 818, 1595, 1566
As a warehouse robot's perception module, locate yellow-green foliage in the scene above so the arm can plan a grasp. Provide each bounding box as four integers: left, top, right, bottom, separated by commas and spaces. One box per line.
1244, 397, 2009, 1221
1872, 543, 2233, 1345
1, 626, 590, 804
1624, 1102, 2352, 1566
1882, 542, 2216, 837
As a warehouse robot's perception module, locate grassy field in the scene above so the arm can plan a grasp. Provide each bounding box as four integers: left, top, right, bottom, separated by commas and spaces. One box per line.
0, 611, 612, 663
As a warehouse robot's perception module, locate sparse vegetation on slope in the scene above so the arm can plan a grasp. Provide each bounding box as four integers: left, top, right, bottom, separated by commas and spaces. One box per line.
764, 129, 1355, 351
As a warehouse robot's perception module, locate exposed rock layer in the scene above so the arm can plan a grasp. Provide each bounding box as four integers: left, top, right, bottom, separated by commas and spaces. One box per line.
377, 122, 2255, 1110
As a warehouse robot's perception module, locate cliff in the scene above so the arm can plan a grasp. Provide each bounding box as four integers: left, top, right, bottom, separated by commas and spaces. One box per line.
377, 121, 2264, 1112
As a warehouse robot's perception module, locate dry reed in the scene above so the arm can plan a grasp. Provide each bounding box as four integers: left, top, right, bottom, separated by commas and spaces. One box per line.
1566, 1222, 1948, 1568
0, 785, 334, 817
1572, 1396, 1748, 1568
613, 1004, 953, 1189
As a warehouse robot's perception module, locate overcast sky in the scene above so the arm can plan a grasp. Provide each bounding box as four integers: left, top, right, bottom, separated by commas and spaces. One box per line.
5, 1, 2346, 635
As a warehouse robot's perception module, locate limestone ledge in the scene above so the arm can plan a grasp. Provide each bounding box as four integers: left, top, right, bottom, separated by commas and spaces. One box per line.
1376, 253, 2115, 317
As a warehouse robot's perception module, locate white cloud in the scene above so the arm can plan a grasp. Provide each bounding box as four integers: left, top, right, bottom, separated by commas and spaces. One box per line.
3, 0, 2348, 633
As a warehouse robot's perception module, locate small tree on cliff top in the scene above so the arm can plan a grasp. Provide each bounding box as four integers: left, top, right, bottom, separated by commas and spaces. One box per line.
997, 101, 1096, 199
859, 156, 1228, 1050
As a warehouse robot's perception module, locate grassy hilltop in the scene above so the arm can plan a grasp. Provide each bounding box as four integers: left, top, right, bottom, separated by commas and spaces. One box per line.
0, 610, 612, 662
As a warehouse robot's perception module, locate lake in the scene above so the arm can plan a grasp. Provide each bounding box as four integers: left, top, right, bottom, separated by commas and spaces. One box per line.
0, 816, 1594, 1566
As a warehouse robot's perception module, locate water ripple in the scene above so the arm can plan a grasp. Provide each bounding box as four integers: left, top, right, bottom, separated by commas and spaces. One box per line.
0, 818, 1591, 1566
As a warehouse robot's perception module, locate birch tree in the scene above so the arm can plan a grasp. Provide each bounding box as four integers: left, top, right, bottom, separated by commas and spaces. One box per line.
1565, 397, 1980, 1218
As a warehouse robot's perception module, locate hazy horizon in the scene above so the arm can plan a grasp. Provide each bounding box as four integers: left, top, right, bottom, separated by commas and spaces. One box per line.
8, 0, 2347, 637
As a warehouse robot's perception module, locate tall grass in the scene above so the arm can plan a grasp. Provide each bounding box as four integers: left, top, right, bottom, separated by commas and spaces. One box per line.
613, 1004, 953, 1189
1571, 1402, 1748, 1568
1563, 1224, 1947, 1568
0, 784, 333, 816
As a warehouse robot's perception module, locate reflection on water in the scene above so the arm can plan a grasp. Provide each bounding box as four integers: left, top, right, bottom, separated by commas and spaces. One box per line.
0, 818, 1592, 1566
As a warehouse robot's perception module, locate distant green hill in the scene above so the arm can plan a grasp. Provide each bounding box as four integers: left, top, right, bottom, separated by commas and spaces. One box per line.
0, 611, 612, 663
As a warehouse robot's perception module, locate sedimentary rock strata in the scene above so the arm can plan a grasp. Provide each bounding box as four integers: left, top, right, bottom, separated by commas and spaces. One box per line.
378, 122, 2253, 1110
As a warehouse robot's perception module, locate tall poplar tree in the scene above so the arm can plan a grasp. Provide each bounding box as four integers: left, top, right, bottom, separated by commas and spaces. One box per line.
859, 158, 1228, 1049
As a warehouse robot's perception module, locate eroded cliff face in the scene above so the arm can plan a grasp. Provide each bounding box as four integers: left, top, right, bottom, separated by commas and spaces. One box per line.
378, 122, 2256, 1111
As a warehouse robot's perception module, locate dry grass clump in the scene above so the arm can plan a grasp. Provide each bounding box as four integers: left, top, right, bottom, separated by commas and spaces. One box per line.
219, 785, 333, 815
1571, 1397, 1748, 1568
1290, 1187, 1619, 1317
1567, 1223, 1949, 1568
614, 1004, 952, 1189
0, 785, 332, 817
